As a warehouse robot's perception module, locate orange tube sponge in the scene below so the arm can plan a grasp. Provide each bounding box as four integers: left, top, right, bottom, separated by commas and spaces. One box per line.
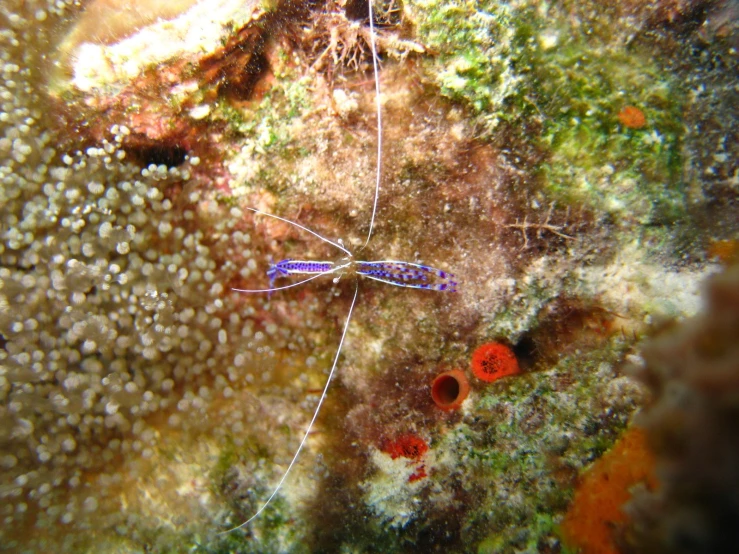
431, 369, 470, 411
471, 342, 520, 382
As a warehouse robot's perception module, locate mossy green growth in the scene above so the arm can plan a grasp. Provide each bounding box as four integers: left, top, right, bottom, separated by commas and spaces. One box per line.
197, 496, 308, 554
511, 5, 685, 226
205, 442, 309, 553
432, 338, 635, 553
214, 48, 311, 156
405, 0, 521, 133
529, 33, 686, 226
406, 0, 686, 227
477, 512, 557, 554
215, 47, 315, 198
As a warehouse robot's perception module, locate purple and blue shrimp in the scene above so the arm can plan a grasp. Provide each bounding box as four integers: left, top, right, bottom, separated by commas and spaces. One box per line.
267, 259, 336, 289
356, 260, 458, 292
242, 257, 457, 293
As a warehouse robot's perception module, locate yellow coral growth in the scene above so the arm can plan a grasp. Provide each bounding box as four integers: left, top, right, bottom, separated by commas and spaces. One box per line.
560, 427, 658, 554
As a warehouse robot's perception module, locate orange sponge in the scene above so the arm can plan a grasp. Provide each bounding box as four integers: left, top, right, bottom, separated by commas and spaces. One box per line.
560, 427, 658, 554
471, 342, 520, 382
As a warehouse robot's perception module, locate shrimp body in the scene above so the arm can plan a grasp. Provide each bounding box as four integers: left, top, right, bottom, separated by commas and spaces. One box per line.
266, 258, 457, 292
356, 260, 458, 291
267, 259, 336, 288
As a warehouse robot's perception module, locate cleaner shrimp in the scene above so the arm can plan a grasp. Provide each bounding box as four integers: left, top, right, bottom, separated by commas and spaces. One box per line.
221, 1, 457, 534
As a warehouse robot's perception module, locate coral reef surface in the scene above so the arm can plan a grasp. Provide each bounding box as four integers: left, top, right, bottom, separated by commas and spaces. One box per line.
0, 0, 736, 552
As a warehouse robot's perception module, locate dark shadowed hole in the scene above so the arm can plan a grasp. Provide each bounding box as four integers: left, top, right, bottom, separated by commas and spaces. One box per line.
219, 48, 270, 101
513, 334, 538, 371
345, 0, 369, 21
126, 144, 188, 168
433, 374, 460, 405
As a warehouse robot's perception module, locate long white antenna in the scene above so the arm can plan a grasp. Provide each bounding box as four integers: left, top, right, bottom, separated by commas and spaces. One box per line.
231, 272, 331, 293
219, 283, 360, 535
246, 207, 351, 256
363, 0, 382, 249
222, 1, 381, 534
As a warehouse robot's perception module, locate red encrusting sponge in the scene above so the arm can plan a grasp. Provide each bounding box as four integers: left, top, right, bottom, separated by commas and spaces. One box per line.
471, 342, 520, 382
382, 434, 429, 461
381, 434, 430, 483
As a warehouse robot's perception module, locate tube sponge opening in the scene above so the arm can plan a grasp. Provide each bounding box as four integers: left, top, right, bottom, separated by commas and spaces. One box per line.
431, 369, 470, 411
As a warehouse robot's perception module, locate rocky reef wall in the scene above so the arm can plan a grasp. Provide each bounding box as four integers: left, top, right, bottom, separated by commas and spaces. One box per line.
0, 0, 736, 552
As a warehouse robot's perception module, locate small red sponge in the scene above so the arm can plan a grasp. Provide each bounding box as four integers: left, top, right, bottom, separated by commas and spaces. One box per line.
381, 434, 430, 483
471, 342, 520, 382
382, 434, 429, 461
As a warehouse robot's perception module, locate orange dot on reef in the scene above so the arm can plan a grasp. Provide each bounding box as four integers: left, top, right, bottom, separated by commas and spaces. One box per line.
707, 239, 739, 264
431, 369, 470, 411
618, 105, 647, 129
471, 342, 520, 382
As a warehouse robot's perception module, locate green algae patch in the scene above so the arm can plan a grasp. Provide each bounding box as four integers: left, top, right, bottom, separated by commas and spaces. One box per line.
477, 512, 557, 554
216, 58, 312, 155
199, 497, 309, 554
532, 39, 686, 226
406, 0, 686, 227
216, 49, 317, 200
427, 338, 641, 553
405, 0, 522, 133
